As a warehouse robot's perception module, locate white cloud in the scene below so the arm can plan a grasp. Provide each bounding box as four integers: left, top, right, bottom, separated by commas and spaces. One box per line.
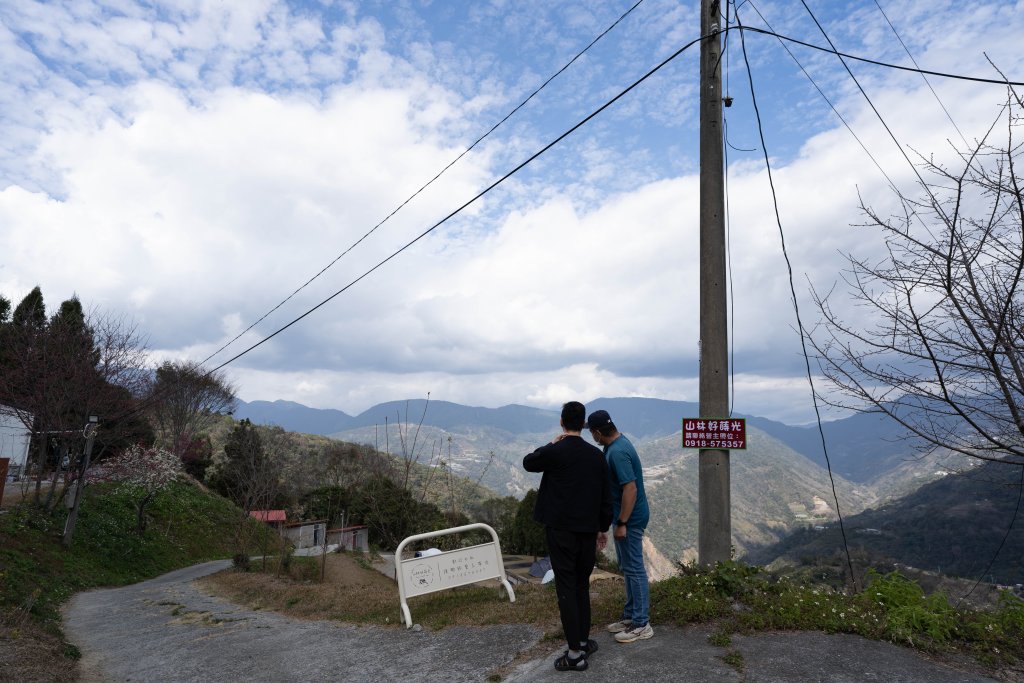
2, 0, 1022, 425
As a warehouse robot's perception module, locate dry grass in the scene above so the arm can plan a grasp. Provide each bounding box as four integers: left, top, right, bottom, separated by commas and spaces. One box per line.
199, 552, 626, 637
0, 617, 79, 683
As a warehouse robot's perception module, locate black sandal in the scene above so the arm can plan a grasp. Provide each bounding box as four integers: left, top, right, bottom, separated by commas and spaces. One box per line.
554, 651, 589, 672
581, 639, 599, 658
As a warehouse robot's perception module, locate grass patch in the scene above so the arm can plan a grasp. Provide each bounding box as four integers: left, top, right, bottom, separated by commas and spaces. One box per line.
721, 649, 744, 672
708, 630, 731, 647
202, 554, 1023, 675
650, 561, 1024, 672
202, 552, 626, 636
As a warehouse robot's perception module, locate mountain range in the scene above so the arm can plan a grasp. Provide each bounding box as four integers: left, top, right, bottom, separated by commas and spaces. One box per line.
234, 396, 967, 572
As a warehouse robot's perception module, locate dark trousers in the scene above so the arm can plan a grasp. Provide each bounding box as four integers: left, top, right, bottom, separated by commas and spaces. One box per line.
545, 526, 598, 650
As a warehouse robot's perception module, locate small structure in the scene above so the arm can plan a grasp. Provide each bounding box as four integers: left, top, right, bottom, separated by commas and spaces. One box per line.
0, 404, 33, 479
326, 524, 369, 552
282, 519, 327, 549
249, 509, 287, 530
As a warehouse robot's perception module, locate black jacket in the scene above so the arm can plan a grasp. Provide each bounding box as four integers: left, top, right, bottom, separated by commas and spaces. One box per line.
523, 435, 613, 533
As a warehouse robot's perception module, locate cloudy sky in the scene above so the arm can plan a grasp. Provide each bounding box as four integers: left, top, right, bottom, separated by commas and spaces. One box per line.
2, 0, 1022, 425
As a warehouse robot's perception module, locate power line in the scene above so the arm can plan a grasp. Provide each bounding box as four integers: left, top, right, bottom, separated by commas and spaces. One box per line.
735, 8, 858, 589
743, 1, 904, 200
732, 25, 1024, 86
796, 0, 950, 232
740, 7, 1022, 596
207, 34, 707, 375
723, 2, 738, 417
723, 117, 737, 416
871, 0, 970, 148
199, 0, 649, 368
198, 19, 1018, 373
112, 19, 1020, 434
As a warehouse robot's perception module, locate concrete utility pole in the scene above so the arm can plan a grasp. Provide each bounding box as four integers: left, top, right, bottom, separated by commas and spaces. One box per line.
698, 0, 731, 565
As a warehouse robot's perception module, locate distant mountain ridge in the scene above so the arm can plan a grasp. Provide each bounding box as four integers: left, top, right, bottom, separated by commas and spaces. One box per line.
234, 397, 1005, 577
237, 397, 926, 484
235, 399, 355, 435
236, 397, 704, 440
746, 412, 926, 484
235, 396, 927, 482
235, 399, 560, 436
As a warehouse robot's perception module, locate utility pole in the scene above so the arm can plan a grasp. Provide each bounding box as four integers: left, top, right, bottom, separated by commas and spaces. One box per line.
698, 0, 731, 565
63, 416, 98, 548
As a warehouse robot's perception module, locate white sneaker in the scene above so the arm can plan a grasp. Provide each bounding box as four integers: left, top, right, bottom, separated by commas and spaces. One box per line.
614, 623, 654, 643
605, 619, 632, 633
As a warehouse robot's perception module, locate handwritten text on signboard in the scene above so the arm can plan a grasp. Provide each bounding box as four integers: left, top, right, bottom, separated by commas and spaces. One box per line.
682, 418, 746, 449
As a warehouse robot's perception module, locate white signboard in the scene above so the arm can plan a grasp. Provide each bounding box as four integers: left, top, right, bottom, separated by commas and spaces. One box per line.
395, 523, 515, 628
400, 542, 502, 598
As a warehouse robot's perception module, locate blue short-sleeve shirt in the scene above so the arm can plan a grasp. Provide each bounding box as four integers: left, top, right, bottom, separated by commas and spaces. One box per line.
605, 434, 649, 528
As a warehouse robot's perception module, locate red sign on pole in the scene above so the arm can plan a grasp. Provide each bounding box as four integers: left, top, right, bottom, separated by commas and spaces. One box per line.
682, 418, 746, 449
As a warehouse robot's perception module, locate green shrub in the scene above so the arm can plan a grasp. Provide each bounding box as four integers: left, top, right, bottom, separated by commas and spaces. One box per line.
860, 570, 957, 644
996, 590, 1024, 635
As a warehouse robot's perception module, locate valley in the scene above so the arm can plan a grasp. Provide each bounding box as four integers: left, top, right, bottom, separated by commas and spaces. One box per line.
236, 396, 988, 576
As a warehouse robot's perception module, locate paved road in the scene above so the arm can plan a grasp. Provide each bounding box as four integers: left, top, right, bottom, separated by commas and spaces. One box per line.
63, 561, 540, 682
63, 562, 1003, 682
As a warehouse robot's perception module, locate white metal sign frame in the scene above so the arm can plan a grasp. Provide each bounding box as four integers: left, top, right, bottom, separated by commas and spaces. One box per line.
395, 522, 515, 628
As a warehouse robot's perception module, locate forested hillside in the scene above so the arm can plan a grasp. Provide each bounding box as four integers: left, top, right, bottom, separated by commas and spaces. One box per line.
747, 459, 1024, 584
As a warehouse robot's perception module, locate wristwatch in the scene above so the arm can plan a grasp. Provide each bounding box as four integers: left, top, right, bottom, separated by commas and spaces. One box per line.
614, 519, 627, 527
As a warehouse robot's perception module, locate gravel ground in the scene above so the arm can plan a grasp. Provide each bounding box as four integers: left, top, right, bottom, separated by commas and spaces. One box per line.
62, 561, 1011, 683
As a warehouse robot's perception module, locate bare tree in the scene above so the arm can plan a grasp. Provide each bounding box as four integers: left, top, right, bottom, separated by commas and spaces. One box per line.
811, 91, 1024, 466
148, 360, 236, 458
394, 394, 431, 491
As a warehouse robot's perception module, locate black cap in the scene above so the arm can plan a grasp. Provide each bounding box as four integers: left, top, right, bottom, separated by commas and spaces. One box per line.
584, 410, 613, 430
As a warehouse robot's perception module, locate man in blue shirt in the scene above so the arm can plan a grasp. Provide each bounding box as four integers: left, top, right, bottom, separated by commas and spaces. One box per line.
585, 409, 653, 643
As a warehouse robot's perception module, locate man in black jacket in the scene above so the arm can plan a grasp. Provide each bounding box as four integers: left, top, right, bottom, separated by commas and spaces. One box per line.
523, 401, 613, 672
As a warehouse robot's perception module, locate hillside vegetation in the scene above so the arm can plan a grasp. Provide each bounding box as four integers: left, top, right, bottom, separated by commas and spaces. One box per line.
747, 460, 1024, 585
3, 449, 1023, 681
241, 397, 1019, 587
0, 479, 266, 681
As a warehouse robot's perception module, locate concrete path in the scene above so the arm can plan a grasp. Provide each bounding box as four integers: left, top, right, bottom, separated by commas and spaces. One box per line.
63, 560, 540, 682
63, 561, 1004, 682
505, 626, 1000, 682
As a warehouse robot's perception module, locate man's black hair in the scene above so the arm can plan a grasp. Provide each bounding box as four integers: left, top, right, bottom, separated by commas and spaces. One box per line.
561, 401, 586, 431
593, 422, 616, 437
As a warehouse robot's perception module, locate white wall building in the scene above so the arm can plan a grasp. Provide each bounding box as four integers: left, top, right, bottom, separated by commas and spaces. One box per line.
0, 404, 33, 476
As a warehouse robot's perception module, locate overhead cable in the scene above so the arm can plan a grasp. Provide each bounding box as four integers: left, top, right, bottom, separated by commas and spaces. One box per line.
743, 1, 904, 200
732, 25, 1024, 86
199, 0, 648, 367
872, 0, 970, 148
796, 0, 950, 227
736, 7, 858, 589
207, 34, 706, 374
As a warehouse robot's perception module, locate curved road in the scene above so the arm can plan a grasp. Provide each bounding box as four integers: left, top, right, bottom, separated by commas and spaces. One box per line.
63, 560, 541, 682
63, 561, 1002, 682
